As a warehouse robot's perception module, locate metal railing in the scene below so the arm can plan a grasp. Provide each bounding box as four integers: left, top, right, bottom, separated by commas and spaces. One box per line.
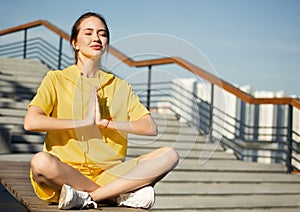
133, 80, 300, 173
1, 20, 300, 173
0, 37, 73, 69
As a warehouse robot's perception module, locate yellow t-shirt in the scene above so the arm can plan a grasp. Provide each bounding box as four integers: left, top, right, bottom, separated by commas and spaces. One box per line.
29, 65, 149, 171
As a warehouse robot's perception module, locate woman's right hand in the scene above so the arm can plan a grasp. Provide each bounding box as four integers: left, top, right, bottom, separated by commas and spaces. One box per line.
84, 87, 97, 126
24, 87, 99, 132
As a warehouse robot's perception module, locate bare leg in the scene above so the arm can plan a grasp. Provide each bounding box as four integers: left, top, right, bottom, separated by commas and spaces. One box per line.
89, 146, 179, 202
31, 146, 178, 202
31, 152, 100, 192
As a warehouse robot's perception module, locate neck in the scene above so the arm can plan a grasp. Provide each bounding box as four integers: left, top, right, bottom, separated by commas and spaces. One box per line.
77, 57, 101, 78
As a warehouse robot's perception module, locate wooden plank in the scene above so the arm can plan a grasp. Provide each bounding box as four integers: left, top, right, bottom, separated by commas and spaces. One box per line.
0, 159, 298, 211
0, 183, 28, 212
0, 161, 150, 211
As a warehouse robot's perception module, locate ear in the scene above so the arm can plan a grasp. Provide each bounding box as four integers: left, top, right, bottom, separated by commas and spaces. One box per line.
72, 41, 79, 50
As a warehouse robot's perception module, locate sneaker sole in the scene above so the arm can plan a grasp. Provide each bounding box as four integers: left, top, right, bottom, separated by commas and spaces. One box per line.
118, 186, 155, 209
58, 184, 70, 209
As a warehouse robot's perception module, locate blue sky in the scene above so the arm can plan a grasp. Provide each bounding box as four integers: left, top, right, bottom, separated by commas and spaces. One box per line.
1, 0, 300, 96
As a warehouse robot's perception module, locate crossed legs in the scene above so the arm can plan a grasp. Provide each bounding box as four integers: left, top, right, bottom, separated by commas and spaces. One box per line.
30, 146, 179, 202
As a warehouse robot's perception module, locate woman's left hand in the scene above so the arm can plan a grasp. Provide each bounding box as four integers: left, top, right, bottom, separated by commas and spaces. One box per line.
94, 87, 109, 128
93, 87, 157, 134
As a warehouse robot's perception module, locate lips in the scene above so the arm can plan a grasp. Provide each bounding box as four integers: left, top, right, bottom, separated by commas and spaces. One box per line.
90, 44, 102, 50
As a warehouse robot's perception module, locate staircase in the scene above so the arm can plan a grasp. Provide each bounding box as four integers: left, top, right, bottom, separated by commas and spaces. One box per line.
0, 57, 300, 211
0, 57, 48, 153
129, 114, 300, 211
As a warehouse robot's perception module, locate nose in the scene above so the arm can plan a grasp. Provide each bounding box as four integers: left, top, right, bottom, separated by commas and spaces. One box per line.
92, 33, 101, 43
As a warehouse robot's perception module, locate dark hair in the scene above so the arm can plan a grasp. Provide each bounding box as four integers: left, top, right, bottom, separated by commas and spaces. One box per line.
70, 12, 110, 63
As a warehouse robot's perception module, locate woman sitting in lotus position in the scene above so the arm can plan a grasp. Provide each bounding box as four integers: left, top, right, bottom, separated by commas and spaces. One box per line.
24, 12, 179, 210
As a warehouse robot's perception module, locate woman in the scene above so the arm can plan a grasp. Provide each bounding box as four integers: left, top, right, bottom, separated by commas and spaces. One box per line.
24, 12, 179, 210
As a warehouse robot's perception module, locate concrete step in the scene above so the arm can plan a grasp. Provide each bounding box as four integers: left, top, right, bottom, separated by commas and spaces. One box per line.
0, 86, 39, 93
163, 170, 300, 183
0, 58, 49, 73
155, 182, 300, 195
0, 116, 25, 125
150, 114, 194, 126
127, 147, 237, 160
152, 208, 300, 212
0, 67, 48, 76
176, 159, 286, 173
0, 98, 30, 109
129, 133, 206, 143
11, 143, 43, 153
0, 80, 41, 89
12, 133, 45, 144
0, 74, 45, 83
152, 194, 300, 210
0, 108, 27, 117
129, 139, 224, 153
151, 112, 179, 120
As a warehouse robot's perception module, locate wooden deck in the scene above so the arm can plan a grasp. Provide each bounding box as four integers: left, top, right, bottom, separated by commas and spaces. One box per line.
0, 155, 148, 212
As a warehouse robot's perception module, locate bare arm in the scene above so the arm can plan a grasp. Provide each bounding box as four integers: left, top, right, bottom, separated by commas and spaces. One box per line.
98, 114, 158, 136
24, 87, 98, 132
25, 105, 157, 136
94, 91, 158, 136
24, 105, 93, 132
25, 88, 157, 135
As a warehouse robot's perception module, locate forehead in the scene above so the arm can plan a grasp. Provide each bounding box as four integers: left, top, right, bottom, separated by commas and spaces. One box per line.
79, 16, 106, 30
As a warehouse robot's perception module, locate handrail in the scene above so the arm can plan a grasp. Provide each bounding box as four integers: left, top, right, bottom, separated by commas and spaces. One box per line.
109, 45, 300, 109
0, 20, 69, 40
1, 20, 300, 110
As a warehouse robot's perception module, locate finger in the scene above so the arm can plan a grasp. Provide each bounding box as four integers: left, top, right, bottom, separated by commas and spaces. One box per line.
89, 88, 95, 113
85, 87, 96, 122
93, 87, 96, 113
94, 87, 101, 122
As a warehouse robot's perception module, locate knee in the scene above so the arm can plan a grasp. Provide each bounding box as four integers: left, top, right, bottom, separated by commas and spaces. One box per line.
31, 152, 59, 176
140, 146, 179, 170
159, 146, 179, 168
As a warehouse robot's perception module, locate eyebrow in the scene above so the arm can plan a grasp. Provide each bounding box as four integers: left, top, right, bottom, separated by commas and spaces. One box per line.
83, 28, 106, 32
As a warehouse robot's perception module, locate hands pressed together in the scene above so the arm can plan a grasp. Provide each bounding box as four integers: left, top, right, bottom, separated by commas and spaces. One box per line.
25, 87, 157, 135
85, 87, 108, 128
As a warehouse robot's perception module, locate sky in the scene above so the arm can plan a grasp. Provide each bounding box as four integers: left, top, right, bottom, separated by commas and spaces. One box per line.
1, 0, 300, 97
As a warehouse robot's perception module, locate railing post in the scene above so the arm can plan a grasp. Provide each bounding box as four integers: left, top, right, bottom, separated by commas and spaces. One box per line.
58, 37, 63, 69
23, 29, 27, 59
146, 65, 152, 110
286, 104, 293, 174
209, 83, 214, 142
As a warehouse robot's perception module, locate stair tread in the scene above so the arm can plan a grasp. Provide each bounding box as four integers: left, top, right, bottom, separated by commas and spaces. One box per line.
176, 159, 286, 172
162, 170, 300, 182
155, 182, 300, 194
153, 194, 300, 209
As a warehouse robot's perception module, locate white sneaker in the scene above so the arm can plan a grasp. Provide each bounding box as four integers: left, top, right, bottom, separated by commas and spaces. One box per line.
117, 186, 155, 209
58, 184, 97, 210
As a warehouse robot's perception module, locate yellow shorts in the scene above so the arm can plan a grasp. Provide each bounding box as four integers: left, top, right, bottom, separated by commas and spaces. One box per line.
30, 158, 140, 203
